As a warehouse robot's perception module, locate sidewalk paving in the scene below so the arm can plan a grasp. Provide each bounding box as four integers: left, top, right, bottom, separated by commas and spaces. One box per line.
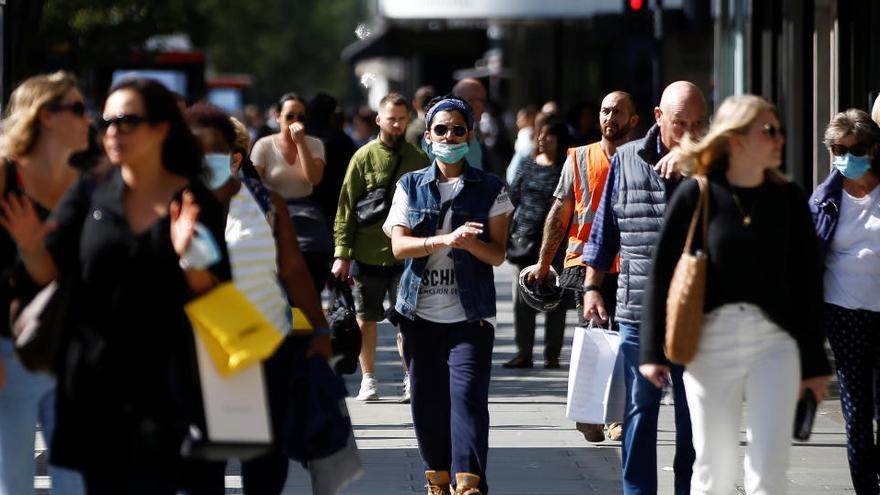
284, 264, 853, 494
33, 265, 853, 494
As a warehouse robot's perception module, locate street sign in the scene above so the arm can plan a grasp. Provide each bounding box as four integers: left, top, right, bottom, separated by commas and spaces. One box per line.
378, 0, 623, 19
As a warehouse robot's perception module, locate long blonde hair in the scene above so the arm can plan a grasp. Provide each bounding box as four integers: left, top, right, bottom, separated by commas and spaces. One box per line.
0, 71, 79, 158
678, 94, 787, 183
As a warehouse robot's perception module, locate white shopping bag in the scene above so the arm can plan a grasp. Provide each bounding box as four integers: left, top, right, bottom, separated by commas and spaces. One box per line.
603, 349, 626, 424
565, 324, 621, 424
183, 330, 273, 461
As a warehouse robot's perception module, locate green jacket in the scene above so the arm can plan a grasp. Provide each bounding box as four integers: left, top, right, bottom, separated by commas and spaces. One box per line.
333, 138, 429, 265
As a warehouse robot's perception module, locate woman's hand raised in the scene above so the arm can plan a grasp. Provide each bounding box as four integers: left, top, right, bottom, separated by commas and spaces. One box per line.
0, 194, 54, 259
169, 190, 201, 258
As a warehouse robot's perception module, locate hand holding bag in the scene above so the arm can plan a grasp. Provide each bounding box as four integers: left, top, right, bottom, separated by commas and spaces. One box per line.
664, 175, 709, 365
355, 154, 402, 225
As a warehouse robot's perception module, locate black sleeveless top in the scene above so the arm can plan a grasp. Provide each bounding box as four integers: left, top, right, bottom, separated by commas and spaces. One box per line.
0, 159, 51, 336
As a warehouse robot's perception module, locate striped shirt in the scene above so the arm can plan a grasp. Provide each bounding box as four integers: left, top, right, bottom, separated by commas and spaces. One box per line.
225, 186, 289, 335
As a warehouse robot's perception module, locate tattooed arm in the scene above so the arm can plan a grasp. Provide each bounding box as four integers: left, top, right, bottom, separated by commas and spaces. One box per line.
529, 196, 573, 283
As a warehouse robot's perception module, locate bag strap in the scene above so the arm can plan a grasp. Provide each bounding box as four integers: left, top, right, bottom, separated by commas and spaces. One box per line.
385, 153, 404, 191
683, 176, 710, 255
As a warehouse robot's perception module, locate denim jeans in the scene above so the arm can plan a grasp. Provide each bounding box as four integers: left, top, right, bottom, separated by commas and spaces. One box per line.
618, 322, 693, 495
0, 339, 84, 495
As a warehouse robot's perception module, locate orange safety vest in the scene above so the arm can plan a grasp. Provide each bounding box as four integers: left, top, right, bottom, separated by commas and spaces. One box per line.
563, 142, 620, 273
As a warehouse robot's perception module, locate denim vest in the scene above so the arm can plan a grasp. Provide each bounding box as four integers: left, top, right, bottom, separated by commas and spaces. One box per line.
395, 161, 503, 322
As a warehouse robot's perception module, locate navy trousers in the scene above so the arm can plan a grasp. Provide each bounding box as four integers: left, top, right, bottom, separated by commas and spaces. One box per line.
826, 303, 880, 495
400, 316, 494, 494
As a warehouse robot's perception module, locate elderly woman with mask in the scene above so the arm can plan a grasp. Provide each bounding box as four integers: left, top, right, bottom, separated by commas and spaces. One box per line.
810, 109, 880, 495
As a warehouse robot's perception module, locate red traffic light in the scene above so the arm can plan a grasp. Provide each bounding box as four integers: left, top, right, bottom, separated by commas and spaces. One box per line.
630, 0, 644, 10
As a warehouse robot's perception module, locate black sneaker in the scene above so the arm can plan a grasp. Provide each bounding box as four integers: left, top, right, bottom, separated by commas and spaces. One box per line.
544, 357, 561, 369
502, 355, 534, 369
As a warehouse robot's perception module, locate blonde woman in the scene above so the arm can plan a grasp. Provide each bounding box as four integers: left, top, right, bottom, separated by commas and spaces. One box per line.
0, 71, 86, 494
640, 95, 832, 494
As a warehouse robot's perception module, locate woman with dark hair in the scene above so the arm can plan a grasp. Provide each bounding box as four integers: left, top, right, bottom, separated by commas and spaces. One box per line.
504, 118, 571, 369
810, 109, 880, 494
0, 77, 231, 494
384, 96, 513, 495
183, 103, 331, 494
251, 92, 331, 292
0, 71, 86, 495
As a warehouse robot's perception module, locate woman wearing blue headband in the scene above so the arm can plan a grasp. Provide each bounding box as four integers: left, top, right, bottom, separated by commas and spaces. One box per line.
383, 96, 513, 494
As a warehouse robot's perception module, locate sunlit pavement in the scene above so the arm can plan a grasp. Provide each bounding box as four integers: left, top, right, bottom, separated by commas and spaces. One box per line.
33, 265, 852, 494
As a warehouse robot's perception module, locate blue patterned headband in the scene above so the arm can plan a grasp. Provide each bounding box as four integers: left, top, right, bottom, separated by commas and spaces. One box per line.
425, 98, 474, 130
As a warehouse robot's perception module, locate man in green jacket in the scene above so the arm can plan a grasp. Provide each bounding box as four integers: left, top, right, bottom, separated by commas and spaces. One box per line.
332, 92, 430, 402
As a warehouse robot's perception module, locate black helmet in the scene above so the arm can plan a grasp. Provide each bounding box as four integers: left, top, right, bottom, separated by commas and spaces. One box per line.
518, 264, 563, 312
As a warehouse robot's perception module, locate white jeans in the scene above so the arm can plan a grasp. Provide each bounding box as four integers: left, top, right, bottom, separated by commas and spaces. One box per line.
684, 303, 801, 495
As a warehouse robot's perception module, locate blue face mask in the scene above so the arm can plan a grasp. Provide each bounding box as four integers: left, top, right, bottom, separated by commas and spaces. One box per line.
431, 142, 469, 164
833, 153, 872, 180
205, 153, 233, 189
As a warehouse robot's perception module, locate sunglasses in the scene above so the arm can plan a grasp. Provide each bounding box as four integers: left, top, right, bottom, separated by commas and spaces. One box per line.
98, 114, 147, 134
431, 124, 468, 138
49, 101, 87, 118
760, 124, 785, 139
830, 142, 872, 157
283, 113, 306, 122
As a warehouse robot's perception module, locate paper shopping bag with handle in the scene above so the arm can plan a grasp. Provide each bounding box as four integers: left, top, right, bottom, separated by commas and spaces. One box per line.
184, 282, 284, 377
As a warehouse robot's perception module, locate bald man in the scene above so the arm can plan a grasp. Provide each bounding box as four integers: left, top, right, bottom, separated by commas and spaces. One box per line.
451, 78, 488, 170
582, 81, 707, 495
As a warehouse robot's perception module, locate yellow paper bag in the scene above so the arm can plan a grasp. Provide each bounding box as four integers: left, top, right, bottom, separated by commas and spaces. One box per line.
185, 282, 284, 377
290, 307, 313, 335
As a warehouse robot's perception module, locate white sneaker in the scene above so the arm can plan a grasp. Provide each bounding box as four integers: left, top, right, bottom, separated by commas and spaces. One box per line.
398, 373, 411, 404
356, 375, 379, 401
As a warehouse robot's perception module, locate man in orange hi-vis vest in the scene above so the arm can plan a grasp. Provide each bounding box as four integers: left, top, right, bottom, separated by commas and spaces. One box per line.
529, 90, 639, 442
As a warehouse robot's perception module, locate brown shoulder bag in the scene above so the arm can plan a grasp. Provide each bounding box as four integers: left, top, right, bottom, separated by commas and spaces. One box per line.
664, 175, 709, 365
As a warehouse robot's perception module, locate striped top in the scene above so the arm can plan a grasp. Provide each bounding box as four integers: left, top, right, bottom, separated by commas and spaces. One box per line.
225, 186, 290, 335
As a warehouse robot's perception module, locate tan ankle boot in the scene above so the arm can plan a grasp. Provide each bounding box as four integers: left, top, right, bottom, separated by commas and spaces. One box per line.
454, 472, 482, 495
425, 470, 451, 495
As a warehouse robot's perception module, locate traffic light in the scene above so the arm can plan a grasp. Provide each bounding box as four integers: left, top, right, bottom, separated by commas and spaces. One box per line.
630, 0, 644, 11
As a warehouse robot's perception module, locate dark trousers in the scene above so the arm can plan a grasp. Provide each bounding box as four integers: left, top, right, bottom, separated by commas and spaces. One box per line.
301, 251, 331, 294
180, 337, 304, 495
83, 471, 176, 495
826, 303, 880, 495
619, 322, 693, 495
400, 316, 494, 494
512, 265, 566, 360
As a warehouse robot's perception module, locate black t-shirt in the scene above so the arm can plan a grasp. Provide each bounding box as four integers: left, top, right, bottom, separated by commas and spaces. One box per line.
640, 172, 831, 379
46, 167, 231, 471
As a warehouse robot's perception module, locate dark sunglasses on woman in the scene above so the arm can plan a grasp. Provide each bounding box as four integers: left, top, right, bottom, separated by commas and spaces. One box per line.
49, 101, 87, 118
97, 114, 147, 134
283, 113, 306, 122
829, 141, 872, 157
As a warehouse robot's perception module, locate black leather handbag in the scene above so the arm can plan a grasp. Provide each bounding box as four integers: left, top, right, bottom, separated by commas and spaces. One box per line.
355, 154, 402, 225
506, 231, 540, 266
11, 277, 74, 374
326, 279, 361, 375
